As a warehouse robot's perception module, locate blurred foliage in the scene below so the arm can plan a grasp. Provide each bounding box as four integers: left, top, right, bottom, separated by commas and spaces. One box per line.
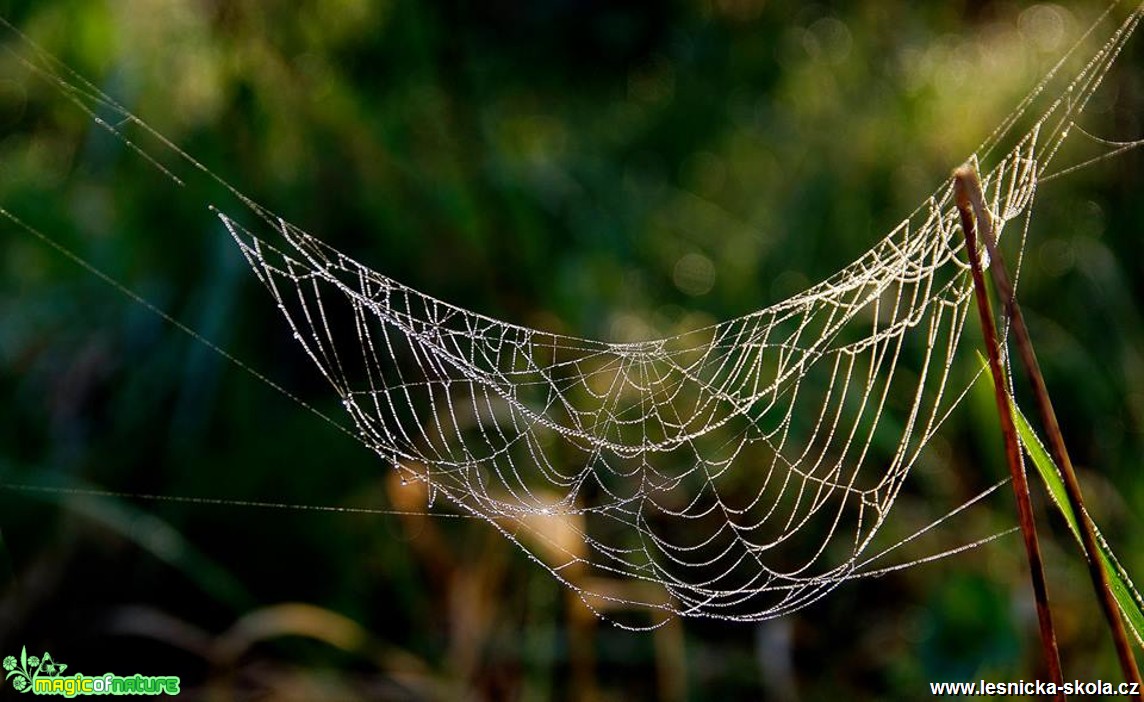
0, 0, 1142, 700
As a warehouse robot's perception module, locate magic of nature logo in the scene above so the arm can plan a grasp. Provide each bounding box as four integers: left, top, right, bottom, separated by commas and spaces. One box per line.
3, 647, 180, 697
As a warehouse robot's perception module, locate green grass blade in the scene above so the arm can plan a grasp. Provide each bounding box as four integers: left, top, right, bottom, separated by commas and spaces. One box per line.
1010, 402, 1080, 542
1, 464, 251, 611
1008, 383, 1144, 648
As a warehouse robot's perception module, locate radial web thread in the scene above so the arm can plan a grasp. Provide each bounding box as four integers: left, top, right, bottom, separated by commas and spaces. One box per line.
214, 6, 1141, 623
3, 3, 1142, 624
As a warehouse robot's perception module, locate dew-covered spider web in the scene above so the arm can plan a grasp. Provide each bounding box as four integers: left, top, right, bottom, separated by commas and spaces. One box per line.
2, 3, 1143, 624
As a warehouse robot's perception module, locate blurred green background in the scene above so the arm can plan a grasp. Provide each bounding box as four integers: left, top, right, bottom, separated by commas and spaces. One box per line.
1, 0, 1142, 699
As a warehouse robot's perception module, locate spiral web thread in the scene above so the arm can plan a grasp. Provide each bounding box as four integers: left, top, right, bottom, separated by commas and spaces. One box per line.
218, 6, 1139, 622
3, 4, 1142, 624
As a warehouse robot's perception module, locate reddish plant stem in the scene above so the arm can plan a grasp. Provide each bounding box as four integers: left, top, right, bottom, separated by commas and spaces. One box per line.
954, 165, 1064, 699
956, 164, 1143, 697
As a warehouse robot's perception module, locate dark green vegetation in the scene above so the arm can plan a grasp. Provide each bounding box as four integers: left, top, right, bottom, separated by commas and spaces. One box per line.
1, 1, 1142, 699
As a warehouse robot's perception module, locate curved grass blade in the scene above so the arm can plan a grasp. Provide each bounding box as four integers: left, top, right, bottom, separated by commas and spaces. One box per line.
975, 351, 1144, 647
0, 465, 251, 611
990, 360, 1144, 648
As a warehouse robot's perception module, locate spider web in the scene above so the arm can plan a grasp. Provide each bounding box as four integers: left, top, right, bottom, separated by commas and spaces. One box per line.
217, 5, 1139, 621
216, 143, 1027, 623
2, 3, 1142, 624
